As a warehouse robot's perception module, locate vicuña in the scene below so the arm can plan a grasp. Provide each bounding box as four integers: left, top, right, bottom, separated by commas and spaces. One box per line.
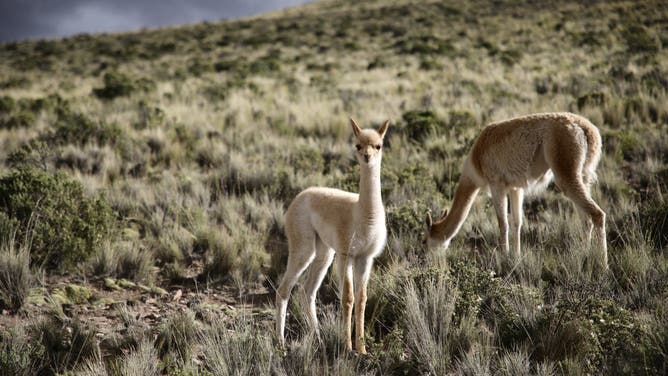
276, 118, 389, 354
423, 112, 607, 268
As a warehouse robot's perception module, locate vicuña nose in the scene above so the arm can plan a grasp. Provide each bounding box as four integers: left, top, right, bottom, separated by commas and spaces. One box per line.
364, 153, 370, 162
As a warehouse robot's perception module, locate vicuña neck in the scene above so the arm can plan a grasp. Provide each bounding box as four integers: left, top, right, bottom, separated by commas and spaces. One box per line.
357, 162, 383, 221
433, 174, 480, 241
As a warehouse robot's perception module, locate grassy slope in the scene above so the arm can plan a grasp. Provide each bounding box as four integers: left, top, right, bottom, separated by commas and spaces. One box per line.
0, 0, 667, 374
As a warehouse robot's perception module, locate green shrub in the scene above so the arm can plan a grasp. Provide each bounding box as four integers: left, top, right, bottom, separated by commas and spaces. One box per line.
0, 167, 115, 272
532, 297, 648, 373
385, 199, 428, 257
396, 162, 439, 198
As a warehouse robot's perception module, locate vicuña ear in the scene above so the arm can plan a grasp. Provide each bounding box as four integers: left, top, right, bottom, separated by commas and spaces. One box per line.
350, 118, 362, 138
425, 210, 433, 228
378, 120, 390, 138
440, 209, 449, 219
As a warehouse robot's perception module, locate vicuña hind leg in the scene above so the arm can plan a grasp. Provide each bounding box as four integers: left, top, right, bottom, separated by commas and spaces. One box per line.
353, 256, 373, 354
276, 231, 317, 346
303, 237, 335, 338
555, 175, 607, 269
337, 254, 354, 351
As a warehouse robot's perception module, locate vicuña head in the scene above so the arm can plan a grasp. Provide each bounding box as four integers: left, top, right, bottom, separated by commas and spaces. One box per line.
422, 112, 607, 268
276, 118, 390, 354
351, 119, 386, 167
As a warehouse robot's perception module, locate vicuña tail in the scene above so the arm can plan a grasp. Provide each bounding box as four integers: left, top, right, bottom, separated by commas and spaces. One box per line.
579, 117, 602, 187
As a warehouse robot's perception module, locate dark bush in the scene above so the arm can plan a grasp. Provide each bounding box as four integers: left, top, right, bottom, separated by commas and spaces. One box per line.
402, 110, 447, 141
639, 198, 668, 250
499, 49, 523, 66
92, 71, 155, 100
0, 167, 115, 272
0, 96, 16, 114
641, 69, 668, 93
290, 146, 325, 175
394, 34, 456, 56
606, 130, 646, 162
135, 100, 165, 130
577, 91, 606, 110
622, 24, 659, 55
52, 110, 123, 146
0, 76, 30, 89
189, 58, 214, 76
6, 141, 55, 171
0, 111, 35, 129
447, 110, 477, 132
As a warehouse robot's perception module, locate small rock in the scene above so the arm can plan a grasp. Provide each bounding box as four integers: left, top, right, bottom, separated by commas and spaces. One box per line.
172, 289, 182, 302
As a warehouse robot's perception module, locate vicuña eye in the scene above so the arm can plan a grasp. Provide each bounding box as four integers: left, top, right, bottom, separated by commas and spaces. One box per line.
375, 145, 382, 150
355, 145, 362, 151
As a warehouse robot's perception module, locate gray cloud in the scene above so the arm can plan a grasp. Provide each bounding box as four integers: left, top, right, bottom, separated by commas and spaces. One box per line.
1, 0, 313, 42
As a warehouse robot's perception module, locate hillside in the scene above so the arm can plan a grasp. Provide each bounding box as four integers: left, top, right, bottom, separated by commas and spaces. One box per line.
0, 0, 667, 374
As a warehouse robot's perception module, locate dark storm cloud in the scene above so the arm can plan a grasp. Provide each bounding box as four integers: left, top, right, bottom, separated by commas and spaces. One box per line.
0, 0, 312, 42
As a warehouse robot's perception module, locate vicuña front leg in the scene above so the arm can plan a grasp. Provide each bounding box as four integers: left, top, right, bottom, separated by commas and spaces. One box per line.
353, 257, 373, 354
509, 188, 524, 258
491, 188, 510, 254
338, 255, 354, 351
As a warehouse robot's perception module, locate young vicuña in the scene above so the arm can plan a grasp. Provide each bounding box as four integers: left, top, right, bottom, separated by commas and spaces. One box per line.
276, 118, 389, 354
423, 112, 607, 268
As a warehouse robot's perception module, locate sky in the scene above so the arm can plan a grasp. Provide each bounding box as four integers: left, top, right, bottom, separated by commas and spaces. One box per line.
0, 0, 314, 42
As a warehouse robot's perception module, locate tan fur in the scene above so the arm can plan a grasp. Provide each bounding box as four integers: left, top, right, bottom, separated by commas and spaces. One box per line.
424, 112, 607, 268
276, 119, 389, 354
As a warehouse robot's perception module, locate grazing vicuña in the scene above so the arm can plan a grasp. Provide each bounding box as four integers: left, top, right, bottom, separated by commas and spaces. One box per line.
423, 112, 607, 268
